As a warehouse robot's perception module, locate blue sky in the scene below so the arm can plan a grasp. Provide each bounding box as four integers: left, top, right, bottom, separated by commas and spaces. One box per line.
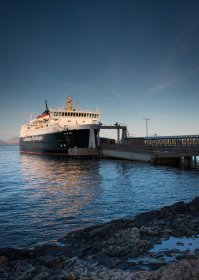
1, 0, 199, 139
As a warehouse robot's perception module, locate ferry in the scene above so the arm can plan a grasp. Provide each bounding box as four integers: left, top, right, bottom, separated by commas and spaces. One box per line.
19, 97, 101, 154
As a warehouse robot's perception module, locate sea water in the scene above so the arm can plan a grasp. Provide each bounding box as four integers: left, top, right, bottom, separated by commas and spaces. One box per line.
0, 145, 199, 248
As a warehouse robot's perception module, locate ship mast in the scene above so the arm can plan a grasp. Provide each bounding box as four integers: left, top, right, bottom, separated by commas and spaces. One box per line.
45, 100, 49, 113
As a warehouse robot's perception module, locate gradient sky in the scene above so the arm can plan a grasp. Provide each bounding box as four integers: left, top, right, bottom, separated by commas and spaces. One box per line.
1, 0, 199, 139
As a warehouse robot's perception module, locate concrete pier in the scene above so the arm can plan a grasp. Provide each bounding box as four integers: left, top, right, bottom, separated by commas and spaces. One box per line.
66, 129, 199, 167
100, 144, 199, 168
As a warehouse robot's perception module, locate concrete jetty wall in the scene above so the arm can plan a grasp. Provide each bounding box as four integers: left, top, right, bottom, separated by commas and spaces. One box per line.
100, 147, 151, 162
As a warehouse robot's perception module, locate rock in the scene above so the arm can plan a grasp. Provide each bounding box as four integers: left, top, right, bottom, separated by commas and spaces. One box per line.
0, 197, 199, 279
159, 258, 199, 280
189, 197, 199, 211
140, 225, 162, 236
102, 227, 141, 257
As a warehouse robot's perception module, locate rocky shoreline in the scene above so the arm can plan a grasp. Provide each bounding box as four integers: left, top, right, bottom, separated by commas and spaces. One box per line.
1, 197, 199, 279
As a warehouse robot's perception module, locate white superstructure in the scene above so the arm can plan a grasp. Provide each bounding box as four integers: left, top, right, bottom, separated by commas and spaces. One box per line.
20, 97, 101, 138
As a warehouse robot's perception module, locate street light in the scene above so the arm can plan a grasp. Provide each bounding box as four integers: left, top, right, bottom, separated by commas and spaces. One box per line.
143, 118, 150, 137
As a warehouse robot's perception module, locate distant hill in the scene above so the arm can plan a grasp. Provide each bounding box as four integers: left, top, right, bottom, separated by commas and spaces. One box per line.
0, 137, 19, 145
6, 137, 19, 145
0, 140, 7, 146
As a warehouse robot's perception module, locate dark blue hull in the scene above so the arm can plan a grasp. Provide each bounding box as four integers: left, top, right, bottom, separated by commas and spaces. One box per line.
20, 129, 96, 154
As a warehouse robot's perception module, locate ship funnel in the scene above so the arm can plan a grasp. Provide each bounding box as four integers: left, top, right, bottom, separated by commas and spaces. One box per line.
67, 96, 73, 111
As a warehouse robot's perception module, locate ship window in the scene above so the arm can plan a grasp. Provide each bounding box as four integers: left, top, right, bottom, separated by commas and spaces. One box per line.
65, 113, 67, 116
62, 112, 64, 116
68, 120, 71, 122
84, 114, 86, 117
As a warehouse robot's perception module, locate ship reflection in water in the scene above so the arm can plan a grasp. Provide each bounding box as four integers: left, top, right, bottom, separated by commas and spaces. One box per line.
18, 154, 102, 247
20, 154, 100, 216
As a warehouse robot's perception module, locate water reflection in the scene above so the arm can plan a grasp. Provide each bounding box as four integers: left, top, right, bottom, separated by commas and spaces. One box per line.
1, 147, 199, 248
1, 154, 100, 247
20, 154, 102, 218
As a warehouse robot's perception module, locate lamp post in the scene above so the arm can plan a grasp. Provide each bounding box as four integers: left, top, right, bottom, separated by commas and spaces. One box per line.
143, 118, 150, 137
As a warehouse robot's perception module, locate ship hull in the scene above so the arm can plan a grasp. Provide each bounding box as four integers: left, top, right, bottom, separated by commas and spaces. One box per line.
20, 129, 95, 154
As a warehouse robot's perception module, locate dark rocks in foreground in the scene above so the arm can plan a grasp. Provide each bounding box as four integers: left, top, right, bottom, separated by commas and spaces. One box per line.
1, 198, 199, 279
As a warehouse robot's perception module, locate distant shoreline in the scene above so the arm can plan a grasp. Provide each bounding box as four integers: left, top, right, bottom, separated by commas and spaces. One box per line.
0, 137, 19, 146
0, 144, 19, 146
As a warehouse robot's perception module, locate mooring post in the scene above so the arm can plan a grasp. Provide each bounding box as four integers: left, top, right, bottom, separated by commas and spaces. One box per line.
121, 127, 127, 142
184, 156, 192, 168
117, 127, 120, 145
193, 156, 197, 168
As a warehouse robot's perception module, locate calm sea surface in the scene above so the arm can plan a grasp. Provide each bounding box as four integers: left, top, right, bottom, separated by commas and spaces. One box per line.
0, 145, 199, 248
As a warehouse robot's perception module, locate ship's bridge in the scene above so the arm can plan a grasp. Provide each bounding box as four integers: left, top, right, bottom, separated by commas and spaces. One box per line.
50, 110, 100, 119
